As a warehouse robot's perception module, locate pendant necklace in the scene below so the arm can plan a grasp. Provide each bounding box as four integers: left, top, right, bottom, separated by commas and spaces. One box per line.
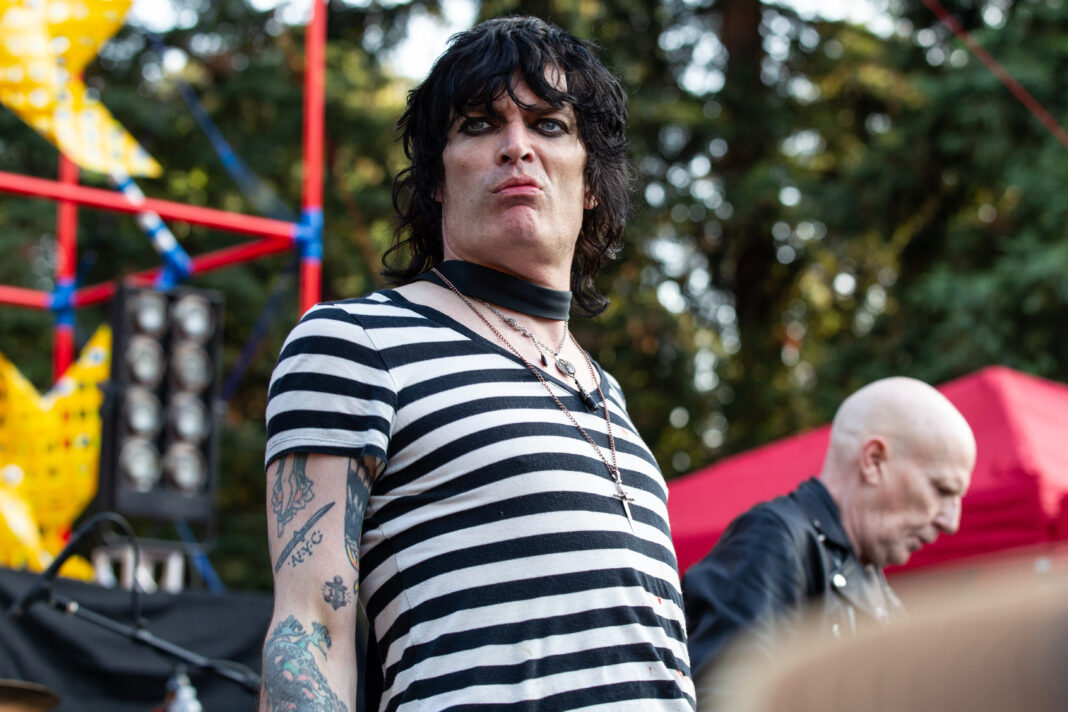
432, 267, 637, 532
480, 301, 599, 412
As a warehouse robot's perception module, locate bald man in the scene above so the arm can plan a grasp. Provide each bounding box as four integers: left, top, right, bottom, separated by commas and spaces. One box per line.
682, 377, 976, 690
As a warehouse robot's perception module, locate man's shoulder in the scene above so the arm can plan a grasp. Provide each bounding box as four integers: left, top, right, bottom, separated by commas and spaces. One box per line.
713, 500, 804, 555
309, 289, 407, 314
684, 495, 815, 595
717, 488, 823, 557
294, 290, 432, 328
277, 291, 438, 360
740, 489, 810, 530
751, 479, 838, 531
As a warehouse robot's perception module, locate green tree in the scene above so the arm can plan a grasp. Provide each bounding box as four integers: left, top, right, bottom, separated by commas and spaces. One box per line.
816, 0, 1068, 390
2, 0, 1066, 591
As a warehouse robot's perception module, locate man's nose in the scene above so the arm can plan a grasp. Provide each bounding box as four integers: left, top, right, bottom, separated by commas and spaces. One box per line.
934, 497, 962, 534
498, 120, 533, 164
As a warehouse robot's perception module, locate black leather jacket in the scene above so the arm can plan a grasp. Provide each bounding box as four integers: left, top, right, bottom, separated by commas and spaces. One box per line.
682, 478, 904, 679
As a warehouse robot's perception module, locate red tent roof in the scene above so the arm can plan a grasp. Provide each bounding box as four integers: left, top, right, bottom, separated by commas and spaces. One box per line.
668, 366, 1068, 575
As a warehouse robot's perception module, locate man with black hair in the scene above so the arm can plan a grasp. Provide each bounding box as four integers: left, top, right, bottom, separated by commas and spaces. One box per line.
259, 17, 695, 711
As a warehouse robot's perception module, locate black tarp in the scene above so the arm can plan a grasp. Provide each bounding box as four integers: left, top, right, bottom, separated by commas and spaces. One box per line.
0, 567, 271, 711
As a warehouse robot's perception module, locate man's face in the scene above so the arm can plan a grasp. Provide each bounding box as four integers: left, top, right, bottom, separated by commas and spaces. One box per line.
437, 71, 590, 280
855, 445, 973, 568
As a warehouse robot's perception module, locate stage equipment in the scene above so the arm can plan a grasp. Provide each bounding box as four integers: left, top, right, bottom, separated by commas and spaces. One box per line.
97, 285, 223, 525
6, 513, 116, 620
3, 511, 260, 698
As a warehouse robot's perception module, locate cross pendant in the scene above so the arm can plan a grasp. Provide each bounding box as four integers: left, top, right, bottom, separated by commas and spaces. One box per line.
612, 484, 637, 533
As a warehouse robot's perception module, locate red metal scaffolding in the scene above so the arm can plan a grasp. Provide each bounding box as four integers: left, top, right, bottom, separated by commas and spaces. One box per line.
0, 0, 327, 381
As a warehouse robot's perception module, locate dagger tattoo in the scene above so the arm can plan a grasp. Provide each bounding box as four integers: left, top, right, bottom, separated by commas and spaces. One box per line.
274, 501, 335, 572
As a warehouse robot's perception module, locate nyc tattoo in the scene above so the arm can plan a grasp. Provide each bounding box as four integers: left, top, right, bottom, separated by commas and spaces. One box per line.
274, 502, 335, 572
287, 529, 323, 568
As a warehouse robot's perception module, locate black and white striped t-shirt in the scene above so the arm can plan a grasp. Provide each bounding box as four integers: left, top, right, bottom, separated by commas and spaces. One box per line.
266, 290, 695, 711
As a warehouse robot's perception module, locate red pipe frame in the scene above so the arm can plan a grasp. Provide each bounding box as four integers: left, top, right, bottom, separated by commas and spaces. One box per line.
299, 0, 326, 315
0, 0, 326, 380
53, 155, 79, 377
0, 170, 298, 240
0, 285, 49, 309
72, 237, 295, 307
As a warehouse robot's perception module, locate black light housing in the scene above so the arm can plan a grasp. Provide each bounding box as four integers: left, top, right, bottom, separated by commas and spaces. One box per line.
98, 284, 223, 524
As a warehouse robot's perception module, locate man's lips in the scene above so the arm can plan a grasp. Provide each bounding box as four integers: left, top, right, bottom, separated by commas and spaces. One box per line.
910, 534, 936, 551
493, 177, 542, 195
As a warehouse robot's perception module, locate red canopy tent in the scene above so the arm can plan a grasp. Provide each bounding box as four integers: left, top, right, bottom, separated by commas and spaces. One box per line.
668, 366, 1068, 575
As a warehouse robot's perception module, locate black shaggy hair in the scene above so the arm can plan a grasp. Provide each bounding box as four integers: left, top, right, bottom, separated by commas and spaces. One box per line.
383, 16, 632, 317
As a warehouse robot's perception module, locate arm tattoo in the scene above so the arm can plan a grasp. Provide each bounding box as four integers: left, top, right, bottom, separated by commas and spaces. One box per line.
271, 453, 315, 535
261, 615, 347, 712
274, 502, 334, 572
322, 576, 350, 610
344, 458, 374, 578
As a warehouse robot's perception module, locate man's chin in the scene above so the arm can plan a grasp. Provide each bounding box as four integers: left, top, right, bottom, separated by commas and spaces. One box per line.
880, 547, 912, 568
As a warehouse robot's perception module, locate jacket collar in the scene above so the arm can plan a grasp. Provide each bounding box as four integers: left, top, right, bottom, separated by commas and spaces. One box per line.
793, 478, 854, 553
794, 478, 906, 623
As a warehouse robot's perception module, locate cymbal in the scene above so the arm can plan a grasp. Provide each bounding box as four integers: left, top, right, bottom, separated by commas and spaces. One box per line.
0, 679, 59, 712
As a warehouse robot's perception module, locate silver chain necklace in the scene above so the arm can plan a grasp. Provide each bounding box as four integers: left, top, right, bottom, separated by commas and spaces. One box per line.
481, 300, 567, 361
480, 301, 598, 411
433, 267, 637, 532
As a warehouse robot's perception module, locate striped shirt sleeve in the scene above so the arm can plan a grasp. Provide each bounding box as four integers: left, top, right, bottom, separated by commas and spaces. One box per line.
264, 303, 398, 468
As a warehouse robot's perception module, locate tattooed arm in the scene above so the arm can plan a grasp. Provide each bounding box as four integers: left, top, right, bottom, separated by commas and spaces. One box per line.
259, 453, 377, 712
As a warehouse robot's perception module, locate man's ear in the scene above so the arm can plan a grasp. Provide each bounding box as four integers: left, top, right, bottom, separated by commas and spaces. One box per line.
584, 186, 597, 210
859, 436, 888, 486
433, 182, 443, 203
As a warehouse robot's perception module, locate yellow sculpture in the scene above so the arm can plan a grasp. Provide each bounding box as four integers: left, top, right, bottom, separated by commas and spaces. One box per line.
0, 326, 111, 578
0, 0, 161, 176
0, 464, 49, 570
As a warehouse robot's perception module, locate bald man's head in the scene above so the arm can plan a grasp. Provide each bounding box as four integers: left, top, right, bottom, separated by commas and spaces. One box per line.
819, 377, 976, 569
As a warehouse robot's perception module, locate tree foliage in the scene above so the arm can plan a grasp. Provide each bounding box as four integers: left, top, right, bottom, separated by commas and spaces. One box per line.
0, 0, 1065, 590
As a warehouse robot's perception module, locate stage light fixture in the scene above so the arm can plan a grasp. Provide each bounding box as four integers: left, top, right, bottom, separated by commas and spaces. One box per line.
130, 290, 168, 336
172, 294, 213, 343
163, 443, 207, 494
171, 343, 212, 392
98, 284, 224, 524
123, 387, 162, 438
119, 438, 161, 492
126, 335, 164, 386
168, 392, 209, 443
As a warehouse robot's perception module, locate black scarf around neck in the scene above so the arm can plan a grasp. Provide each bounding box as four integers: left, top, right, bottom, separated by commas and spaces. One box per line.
416, 260, 572, 320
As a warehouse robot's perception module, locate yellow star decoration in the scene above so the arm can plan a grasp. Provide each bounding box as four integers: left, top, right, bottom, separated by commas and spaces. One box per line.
0, 0, 161, 177
0, 325, 110, 578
